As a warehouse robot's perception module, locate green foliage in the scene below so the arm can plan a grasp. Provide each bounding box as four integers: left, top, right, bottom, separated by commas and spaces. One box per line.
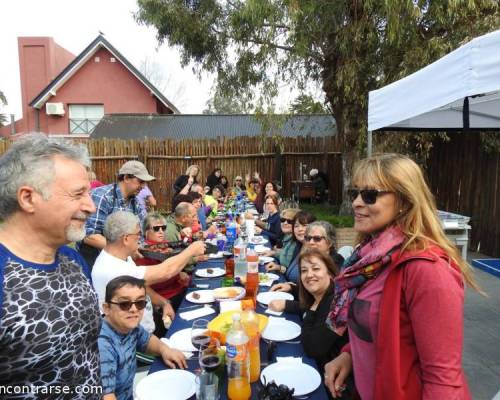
135, 0, 500, 164
480, 132, 500, 153
0, 90, 8, 127
299, 203, 354, 228
289, 94, 329, 114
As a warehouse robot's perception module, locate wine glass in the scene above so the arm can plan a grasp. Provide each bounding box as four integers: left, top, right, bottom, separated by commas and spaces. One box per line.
199, 337, 221, 373
191, 319, 211, 352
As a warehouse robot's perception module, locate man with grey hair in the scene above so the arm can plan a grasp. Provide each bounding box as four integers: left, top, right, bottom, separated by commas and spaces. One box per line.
79, 160, 156, 268
0, 133, 101, 398
91, 211, 205, 334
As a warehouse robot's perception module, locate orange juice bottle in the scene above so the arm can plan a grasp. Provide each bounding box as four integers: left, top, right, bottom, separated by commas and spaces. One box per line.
245, 244, 259, 307
241, 309, 261, 382
226, 314, 251, 400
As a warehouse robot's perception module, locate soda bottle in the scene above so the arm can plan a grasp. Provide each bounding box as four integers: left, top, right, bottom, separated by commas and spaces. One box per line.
233, 237, 246, 258
226, 314, 251, 400
245, 244, 259, 305
225, 256, 235, 279
226, 216, 238, 245
241, 308, 261, 383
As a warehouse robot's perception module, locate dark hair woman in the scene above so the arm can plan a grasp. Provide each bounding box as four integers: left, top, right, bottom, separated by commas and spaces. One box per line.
206, 168, 222, 190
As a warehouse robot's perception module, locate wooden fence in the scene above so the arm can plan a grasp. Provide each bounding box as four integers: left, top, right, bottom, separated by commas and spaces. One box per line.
426, 133, 500, 257
0, 136, 342, 210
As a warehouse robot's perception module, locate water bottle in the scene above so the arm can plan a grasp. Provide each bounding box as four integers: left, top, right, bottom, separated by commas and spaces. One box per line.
234, 250, 247, 281
226, 314, 251, 400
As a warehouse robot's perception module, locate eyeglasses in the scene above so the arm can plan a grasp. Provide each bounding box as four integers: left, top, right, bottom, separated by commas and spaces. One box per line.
305, 235, 325, 243
150, 225, 167, 232
280, 218, 294, 224
347, 188, 393, 205
108, 300, 147, 311
126, 231, 141, 238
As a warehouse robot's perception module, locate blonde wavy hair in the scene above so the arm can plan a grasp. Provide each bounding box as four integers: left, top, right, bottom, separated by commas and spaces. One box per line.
185, 164, 200, 176
352, 153, 479, 291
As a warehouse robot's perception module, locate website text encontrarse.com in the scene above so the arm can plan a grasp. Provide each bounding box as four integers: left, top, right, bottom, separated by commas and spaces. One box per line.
0, 385, 102, 395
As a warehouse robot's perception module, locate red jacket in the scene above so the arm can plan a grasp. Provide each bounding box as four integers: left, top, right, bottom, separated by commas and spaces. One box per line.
347, 246, 471, 400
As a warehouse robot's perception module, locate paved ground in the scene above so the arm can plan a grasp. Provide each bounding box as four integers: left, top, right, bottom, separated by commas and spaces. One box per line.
464, 252, 500, 400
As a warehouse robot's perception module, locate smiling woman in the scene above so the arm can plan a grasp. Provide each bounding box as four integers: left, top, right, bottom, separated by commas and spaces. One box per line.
324, 153, 478, 400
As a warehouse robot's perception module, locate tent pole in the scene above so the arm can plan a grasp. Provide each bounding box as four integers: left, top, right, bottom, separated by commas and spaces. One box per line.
367, 130, 373, 156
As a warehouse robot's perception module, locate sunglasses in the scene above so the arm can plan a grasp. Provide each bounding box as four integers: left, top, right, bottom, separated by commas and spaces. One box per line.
347, 188, 392, 205
150, 225, 167, 232
305, 235, 325, 243
280, 218, 294, 224
108, 300, 147, 311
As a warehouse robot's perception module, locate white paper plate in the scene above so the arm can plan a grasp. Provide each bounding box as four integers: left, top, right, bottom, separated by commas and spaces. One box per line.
254, 245, 271, 254
213, 286, 246, 302
135, 369, 197, 400
160, 337, 193, 358
259, 273, 279, 284
256, 291, 294, 305
185, 289, 215, 304
168, 328, 198, 352
260, 363, 321, 396
195, 267, 225, 278
208, 251, 224, 259
250, 236, 268, 244
262, 317, 301, 341
259, 256, 275, 264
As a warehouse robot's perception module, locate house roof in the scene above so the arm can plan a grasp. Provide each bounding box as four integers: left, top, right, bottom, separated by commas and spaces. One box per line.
29, 35, 179, 113
90, 114, 337, 139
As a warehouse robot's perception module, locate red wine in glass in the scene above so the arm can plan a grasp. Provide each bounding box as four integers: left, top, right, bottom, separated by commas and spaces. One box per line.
191, 334, 211, 349
200, 354, 221, 372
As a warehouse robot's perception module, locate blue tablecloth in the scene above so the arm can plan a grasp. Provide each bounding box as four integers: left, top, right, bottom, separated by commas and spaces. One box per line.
149, 259, 329, 399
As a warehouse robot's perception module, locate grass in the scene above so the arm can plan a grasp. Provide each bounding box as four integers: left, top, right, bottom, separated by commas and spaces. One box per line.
299, 202, 354, 227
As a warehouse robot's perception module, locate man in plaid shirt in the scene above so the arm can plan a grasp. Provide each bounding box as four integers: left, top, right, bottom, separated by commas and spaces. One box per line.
78, 161, 155, 268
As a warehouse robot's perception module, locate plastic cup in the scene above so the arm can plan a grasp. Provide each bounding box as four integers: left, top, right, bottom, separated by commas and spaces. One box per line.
216, 239, 225, 252
195, 372, 219, 400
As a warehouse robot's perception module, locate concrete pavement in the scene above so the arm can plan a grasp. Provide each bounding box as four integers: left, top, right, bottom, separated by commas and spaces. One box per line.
464, 252, 500, 399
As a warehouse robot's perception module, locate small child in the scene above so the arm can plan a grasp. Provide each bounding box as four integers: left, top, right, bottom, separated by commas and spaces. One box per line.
98, 276, 187, 400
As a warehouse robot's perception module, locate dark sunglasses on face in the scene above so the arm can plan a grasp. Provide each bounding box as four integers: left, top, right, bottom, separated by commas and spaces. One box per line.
150, 225, 167, 232
305, 235, 325, 243
108, 300, 147, 311
347, 188, 392, 205
280, 217, 294, 224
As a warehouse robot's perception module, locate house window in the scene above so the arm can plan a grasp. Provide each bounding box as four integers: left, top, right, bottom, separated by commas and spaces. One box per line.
69, 104, 104, 134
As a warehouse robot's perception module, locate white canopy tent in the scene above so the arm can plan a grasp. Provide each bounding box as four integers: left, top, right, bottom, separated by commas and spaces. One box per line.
367, 29, 500, 155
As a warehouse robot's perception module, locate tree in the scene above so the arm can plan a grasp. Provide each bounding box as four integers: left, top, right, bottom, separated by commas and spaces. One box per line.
0, 90, 8, 127
139, 56, 188, 111
203, 85, 253, 114
289, 94, 329, 114
135, 0, 500, 210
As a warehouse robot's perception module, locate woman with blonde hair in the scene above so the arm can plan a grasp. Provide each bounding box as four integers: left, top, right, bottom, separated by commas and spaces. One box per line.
173, 164, 200, 197
324, 153, 476, 400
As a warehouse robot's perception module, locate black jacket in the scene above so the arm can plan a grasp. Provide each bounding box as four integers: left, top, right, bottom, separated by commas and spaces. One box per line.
300, 283, 348, 372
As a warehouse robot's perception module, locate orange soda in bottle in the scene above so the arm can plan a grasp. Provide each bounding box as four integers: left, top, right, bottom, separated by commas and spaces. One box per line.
245, 244, 259, 306
241, 308, 261, 383
226, 314, 251, 400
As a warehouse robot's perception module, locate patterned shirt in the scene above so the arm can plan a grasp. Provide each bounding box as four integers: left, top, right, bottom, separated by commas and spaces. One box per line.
98, 319, 151, 400
0, 244, 101, 399
84, 183, 144, 238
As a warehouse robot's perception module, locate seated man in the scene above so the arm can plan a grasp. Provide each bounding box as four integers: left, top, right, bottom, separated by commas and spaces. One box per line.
92, 210, 205, 335
99, 275, 187, 400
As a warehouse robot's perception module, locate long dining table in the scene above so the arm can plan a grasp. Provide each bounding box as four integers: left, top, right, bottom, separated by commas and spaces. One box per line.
149, 257, 330, 400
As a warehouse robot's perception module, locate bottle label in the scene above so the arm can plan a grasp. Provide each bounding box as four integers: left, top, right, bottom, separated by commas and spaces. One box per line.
226, 343, 247, 362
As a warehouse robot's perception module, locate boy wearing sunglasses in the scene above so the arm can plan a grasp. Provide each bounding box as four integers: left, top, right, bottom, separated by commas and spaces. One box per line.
99, 275, 187, 400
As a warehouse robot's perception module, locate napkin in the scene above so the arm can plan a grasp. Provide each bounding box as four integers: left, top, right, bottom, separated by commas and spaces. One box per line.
208, 252, 224, 259
265, 308, 283, 316
179, 306, 215, 321
276, 356, 302, 364
219, 300, 242, 313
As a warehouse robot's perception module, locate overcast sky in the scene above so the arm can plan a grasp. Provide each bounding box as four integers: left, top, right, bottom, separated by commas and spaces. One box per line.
0, 0, 217, 118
